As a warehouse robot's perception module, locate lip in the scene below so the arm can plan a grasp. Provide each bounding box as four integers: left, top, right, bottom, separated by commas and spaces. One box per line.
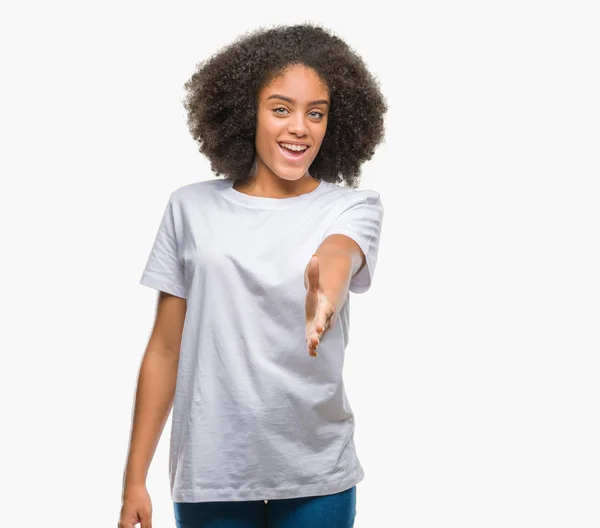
279, 141, 310, 146
278, 143, 310, 164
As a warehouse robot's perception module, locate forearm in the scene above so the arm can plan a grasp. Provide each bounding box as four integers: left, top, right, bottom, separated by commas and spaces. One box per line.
122, 343, 179, 496
304, 246, 358, 318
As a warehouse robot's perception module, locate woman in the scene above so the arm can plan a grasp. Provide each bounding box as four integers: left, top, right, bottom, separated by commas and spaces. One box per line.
119, 23, 387, 528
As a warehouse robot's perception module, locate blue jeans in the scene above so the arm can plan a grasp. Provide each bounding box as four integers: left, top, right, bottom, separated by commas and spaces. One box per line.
173, 485, 356, 527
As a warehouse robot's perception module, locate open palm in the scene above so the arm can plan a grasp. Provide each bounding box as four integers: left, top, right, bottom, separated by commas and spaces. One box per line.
305, 255, 335, 357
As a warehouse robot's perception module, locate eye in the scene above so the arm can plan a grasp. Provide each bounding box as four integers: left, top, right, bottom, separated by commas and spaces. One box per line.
272, 107, 325, 119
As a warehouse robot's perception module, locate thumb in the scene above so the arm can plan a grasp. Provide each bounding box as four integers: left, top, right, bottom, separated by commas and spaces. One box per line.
307, 255, 320, 292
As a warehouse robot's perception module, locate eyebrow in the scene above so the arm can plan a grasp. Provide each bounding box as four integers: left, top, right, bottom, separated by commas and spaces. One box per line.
266, 94, 330, 106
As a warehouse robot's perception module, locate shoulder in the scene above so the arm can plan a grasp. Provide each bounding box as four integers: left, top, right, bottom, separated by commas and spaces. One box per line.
168, 178, 226, 207
319, 180, 383, 209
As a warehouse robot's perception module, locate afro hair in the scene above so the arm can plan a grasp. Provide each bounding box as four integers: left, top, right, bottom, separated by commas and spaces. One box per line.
182, 23, 387, 188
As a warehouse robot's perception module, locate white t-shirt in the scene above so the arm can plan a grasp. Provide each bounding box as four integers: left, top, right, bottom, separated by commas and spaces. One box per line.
139, 177, 384, 502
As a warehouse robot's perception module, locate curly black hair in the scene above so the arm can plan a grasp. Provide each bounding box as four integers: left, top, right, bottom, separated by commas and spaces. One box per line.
182, 23, 387, 188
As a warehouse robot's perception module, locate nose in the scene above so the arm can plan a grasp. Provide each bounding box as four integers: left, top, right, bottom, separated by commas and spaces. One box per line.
287, 112, 309, 137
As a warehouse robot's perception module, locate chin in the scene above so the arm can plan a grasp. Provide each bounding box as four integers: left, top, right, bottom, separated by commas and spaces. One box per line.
274, 167, 308, 182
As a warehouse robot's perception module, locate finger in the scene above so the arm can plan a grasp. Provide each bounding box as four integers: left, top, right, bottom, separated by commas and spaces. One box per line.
316, 307, 330, 335
140, 513, 153, 528
317, 323, 327, 339
321, 308, 335, 332
307, 335, 319, 355
118, 511, 137, 528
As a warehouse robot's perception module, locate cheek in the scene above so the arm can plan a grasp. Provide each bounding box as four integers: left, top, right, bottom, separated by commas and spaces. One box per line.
312, 122, 328, 149
255, 120, 283, 161
255, 118, 272, 146
257, 112, 283, 137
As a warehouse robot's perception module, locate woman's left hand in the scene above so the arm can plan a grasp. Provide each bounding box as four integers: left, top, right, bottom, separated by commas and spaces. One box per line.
305, 255, 336, 357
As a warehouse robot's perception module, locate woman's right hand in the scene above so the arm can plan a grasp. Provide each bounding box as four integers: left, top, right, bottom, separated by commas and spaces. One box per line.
118, 485, 153, 528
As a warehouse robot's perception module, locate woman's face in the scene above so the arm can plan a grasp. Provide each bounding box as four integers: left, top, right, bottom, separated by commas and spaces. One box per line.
254, 64, 330, 182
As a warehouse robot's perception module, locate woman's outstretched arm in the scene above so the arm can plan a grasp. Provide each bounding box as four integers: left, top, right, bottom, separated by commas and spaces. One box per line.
119, 291, 186, 527
304, 234, 365, 356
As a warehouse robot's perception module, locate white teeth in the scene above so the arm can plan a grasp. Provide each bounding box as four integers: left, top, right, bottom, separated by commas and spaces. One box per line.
280, 142, 308, 152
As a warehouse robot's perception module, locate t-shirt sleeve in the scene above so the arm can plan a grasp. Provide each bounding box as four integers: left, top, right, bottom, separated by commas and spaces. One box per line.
320, 191, 384, 294
139, 194, 187, 299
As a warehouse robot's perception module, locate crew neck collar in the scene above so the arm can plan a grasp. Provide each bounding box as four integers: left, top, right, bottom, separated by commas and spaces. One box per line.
222, 178, 327, 209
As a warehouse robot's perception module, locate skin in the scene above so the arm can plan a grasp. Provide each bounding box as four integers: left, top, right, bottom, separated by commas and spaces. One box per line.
235, 63, 366, 355
233, 63, 329, 197
119, 63, 366, 527
119, 291, 186, 528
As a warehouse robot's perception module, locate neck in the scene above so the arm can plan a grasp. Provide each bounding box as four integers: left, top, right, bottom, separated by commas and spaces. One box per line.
233, 170, 318, 199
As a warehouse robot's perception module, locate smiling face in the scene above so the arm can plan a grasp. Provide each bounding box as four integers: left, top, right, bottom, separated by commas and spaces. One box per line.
253, 64, 330, 183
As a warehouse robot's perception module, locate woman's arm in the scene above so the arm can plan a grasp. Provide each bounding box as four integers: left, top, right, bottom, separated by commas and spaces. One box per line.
121, 291, 187, 498
304, 234, 365, 356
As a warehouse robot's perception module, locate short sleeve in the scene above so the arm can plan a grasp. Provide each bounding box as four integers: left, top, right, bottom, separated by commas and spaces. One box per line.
320, 191, 384, 294
139, 194, 187, 299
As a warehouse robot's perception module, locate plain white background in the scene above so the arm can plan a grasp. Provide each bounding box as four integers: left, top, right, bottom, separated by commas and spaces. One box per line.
1, 1, 598, 526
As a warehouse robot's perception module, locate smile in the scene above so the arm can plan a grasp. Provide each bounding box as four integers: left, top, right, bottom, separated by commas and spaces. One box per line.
278, 142, 310, 163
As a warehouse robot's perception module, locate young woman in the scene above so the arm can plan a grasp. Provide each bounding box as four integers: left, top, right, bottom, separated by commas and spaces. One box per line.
119, 23, 387, 528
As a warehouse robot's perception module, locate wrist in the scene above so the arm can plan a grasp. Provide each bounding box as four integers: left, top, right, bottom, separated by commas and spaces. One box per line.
123, 469, 147, 493
122, 479, 147, 499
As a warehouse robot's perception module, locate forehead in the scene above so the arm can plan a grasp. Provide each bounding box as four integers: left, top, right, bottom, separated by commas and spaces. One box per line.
260, 65, 329, 102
